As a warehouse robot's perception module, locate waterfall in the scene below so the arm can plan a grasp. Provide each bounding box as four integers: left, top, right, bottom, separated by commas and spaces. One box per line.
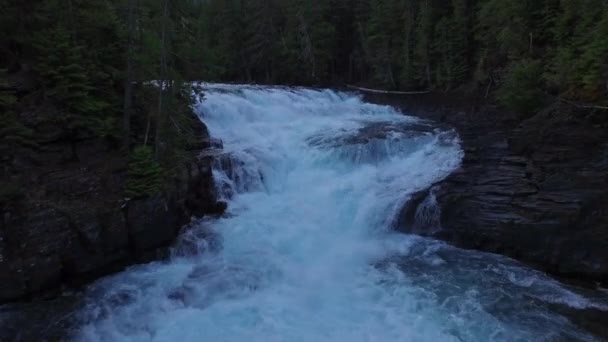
73, 85, 606, 342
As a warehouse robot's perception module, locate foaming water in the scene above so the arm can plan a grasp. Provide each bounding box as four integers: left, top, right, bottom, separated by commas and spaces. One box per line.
73, 85, 607, 341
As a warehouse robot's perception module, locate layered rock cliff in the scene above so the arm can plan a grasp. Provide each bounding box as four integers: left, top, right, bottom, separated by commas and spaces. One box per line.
0, 114, 223, 303
389, 93, 608, 284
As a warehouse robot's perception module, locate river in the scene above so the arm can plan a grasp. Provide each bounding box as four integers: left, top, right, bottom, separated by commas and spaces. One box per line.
69, 85, 608, 341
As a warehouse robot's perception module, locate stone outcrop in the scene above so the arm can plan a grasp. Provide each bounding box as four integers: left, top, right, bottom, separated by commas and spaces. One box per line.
0, 117, 224, 303
381, 93, 608, 284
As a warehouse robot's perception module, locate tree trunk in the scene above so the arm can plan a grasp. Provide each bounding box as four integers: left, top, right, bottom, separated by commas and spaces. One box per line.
346, 85, 430, 94
529, 32, 534, 55
388, 63, 396, 89
122, 0, 136, 151
155, 0, 169, 159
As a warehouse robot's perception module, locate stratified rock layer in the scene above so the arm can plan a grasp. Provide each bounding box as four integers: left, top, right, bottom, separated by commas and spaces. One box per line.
0, 117, 223, 303
384, 93, 608, 284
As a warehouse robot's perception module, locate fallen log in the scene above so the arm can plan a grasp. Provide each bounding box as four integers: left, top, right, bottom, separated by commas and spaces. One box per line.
346, 85, 431, 95
557, 97, 608, 110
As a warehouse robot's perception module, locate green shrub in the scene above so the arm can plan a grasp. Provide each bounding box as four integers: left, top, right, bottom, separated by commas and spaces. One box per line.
125, 146, 164, 199
498, 59, 544, 116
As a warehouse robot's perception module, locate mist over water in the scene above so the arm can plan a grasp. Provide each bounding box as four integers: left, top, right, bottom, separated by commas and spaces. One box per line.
74, 85, 607, 341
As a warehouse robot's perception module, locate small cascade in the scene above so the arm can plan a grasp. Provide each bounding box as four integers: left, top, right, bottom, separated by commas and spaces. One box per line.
212, 151, 266, 199
414, 187, 442, 233
171, 220, 222, 259
395, 186, 443, 235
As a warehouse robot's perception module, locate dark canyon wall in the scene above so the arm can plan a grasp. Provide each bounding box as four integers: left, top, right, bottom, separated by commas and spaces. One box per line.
388, 93, 608, 284
0, 116, 223, 304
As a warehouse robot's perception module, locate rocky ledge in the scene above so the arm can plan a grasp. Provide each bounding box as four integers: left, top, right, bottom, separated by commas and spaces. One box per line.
0, 116, 225, 304
380, 93, 608, 285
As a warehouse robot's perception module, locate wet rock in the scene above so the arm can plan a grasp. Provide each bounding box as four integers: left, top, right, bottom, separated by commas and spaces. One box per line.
394, 98, 608, 284
0, 262, 26, 300
0, 116, 222, 303
167, 286, 192, 304
23, 256, 63, 296
549, 305, 608, 340
395, 189, 431, 233
173, 224, 222, 258
396, 187, 443, 236
310, 121, 432, 148
126, 195, 183, 254
0, 293, 83, 342
343, 122, 430, 145
210, 201, 228, 215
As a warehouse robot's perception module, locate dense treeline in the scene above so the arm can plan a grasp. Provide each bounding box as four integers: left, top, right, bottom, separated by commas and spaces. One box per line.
1, 0, 206, 199
1, 0, 607, 199
196, 0, 607, 103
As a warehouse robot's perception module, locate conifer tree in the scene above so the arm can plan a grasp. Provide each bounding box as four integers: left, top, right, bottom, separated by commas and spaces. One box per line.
412, 0, 433, 87
498, 59, 544, 115
125, 145, 164, 199
0, 70, 35, 162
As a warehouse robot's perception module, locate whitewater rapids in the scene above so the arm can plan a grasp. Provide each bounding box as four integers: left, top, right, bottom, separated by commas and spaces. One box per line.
73, 85, 607, 341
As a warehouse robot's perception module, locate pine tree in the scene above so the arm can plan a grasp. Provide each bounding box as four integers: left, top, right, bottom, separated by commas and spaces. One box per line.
477, 0, 531, 60
576, 8, 608, 100
34, 26, 107, 132
548, 0, 608, 100
241, 0, 282, 82
448, 0, 470, 87
412, 0, 433, 87
366, 0, 398, 88
122, 0, 137, 150
125, 145, 164, 199
0, 70, 36, 162
281, 0, 336, 84
498, 59, 544, 115
433, 16, 452, 89
400, 0, 417, 89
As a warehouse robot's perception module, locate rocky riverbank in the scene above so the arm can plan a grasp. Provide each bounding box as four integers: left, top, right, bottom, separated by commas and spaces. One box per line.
0, 112, 224, 304
373, 92, 608, 286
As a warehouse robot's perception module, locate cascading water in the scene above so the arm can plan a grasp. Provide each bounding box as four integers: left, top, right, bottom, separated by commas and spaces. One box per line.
73, 85, 607, 341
